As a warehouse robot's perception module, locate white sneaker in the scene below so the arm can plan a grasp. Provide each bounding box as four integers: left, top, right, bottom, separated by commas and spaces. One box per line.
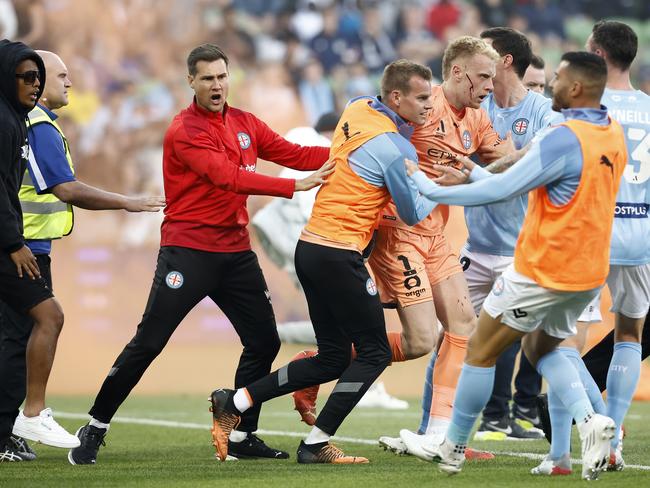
378, 435, 408, 455
607, 425, 625, 471
607, 447, 625, 472
530, 454, 572, 476
357, 382, 409, 410
578, 414, 616, 480
12, 409, 81, 449
422, 437, 465, 475
400, 429, 441, 461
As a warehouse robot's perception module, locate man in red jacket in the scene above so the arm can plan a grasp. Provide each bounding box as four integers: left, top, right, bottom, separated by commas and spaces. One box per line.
68, 44, 333, 465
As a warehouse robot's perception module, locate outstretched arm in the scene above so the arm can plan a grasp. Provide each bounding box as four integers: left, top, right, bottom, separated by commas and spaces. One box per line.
409, 126, 578, 207
385, 156, 437, 225
52, 181, 165, 212
174, 130, 296, 198
256, 119, 330, 171
484, 144, 530, 174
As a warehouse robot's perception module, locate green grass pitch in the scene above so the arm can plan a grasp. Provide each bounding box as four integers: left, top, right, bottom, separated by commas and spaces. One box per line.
2, 395, 649, 487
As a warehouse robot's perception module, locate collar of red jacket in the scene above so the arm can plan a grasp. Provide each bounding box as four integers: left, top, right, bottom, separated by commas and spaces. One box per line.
190, 96, 230, 119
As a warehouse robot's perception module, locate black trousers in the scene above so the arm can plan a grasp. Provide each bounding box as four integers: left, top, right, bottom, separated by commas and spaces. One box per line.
246, 241, 392, 435
0, 255, 52, 440
483, 340, 542, 419
89, 246, 280, 432
583, 308, 649, 391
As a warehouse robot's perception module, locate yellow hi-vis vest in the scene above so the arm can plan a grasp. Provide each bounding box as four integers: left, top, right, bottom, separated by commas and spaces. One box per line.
20, 105, 74, 240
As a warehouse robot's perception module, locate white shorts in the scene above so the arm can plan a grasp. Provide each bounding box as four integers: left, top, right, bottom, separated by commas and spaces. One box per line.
483, 264, 602, 339
607, 264, 650, 319
460, 248, 513, 315
577, 294, 602, 323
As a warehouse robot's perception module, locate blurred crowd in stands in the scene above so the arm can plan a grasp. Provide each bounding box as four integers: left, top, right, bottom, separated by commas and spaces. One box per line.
1, 0, 650, 246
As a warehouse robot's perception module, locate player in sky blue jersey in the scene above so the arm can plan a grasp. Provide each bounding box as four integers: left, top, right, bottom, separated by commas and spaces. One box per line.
532, 20, 650, 476
465, 28, 564, 443
398, 28, 558, 458
405, 51, 625, 481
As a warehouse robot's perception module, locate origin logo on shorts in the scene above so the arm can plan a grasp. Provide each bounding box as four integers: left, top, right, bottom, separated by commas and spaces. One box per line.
165, 271, 184, 289
492, 276, 504, 296
237, 132, 251, 149
366, 278, 378, 296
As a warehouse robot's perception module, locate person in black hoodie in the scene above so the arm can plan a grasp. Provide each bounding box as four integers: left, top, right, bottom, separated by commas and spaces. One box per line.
0, 40, 78, 462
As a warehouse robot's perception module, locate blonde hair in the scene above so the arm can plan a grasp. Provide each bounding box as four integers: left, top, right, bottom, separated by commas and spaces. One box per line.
441, 36, 500, 80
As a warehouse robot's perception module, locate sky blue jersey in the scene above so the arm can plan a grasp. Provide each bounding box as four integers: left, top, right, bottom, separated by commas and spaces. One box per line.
410, 108, 610, 211
604, 88, 650, 265
464, 91, 561, 256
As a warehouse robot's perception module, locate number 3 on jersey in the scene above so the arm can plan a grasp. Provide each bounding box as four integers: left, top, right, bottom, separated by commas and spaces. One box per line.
626, 127, 650, 184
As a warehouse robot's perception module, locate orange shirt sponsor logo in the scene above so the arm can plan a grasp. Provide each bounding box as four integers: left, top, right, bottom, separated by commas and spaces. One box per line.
382, 85, 504, 236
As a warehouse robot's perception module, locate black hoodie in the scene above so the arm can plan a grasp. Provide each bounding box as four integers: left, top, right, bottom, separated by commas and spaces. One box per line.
0, 40, 45, 253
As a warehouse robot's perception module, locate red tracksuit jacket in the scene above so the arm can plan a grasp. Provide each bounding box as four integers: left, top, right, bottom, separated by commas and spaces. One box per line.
160, 100, 330, 252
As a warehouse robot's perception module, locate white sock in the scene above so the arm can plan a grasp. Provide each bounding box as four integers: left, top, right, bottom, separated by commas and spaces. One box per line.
233, 388, 252, 413
89, 418, 110, 430
425, 417, 450, 437
304, 426, 330, 445
229, 429, 248, 442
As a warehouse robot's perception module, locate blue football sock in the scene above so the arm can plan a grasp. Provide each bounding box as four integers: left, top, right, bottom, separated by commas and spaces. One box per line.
560, 347, 606, 415
548, 385, 572, 459
418, 351, 437, 434
536, 349, 594, 424
606, 342, 642, 448
447, 363, 495, 446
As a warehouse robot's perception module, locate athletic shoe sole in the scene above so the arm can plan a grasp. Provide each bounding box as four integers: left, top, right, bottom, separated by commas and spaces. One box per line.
581, 415, 616, 481
378, 436, 408, 455
12, 426, 80, 449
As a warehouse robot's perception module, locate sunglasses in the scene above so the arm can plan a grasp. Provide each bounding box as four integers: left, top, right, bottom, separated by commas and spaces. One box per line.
16, 70, 41, 85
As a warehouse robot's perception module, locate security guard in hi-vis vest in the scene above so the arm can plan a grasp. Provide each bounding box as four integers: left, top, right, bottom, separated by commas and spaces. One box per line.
20, 104, 74, 240
2, 50, 165, 455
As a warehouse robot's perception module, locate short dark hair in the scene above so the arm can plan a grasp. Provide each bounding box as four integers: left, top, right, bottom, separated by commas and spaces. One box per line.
381, 59, 432, 99
591, 20, 637, 71
530, 54, 544, 70
561, 51, 607, 99
187, 44, 229, 76
480, 27, 532, 79
314, 112, 340, 133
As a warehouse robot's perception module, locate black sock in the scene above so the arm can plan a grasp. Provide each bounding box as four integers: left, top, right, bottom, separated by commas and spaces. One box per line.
224, 390, 240, 414
301, 440, 327, 452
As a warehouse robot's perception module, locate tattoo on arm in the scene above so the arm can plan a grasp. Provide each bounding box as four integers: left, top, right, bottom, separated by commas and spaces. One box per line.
485, 153, 517, 173
485, 144, 530, 174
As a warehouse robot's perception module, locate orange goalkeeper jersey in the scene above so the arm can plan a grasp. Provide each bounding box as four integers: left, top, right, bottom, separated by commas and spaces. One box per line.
381, 85, 506, 235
